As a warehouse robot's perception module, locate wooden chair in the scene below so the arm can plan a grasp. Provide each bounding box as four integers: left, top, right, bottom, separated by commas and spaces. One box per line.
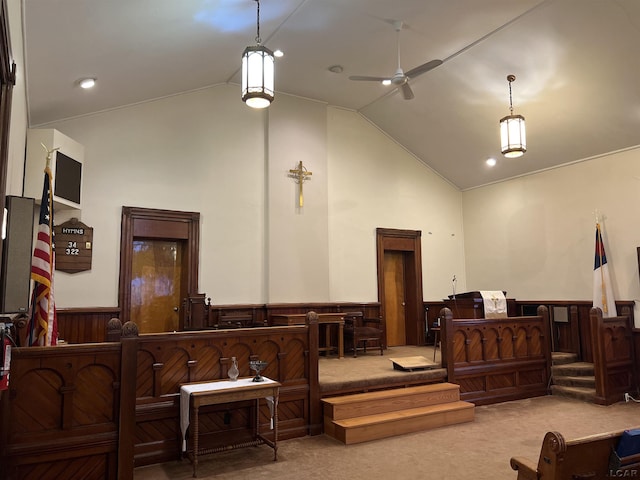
182, 294, 212, 330
343, 312, 384, 357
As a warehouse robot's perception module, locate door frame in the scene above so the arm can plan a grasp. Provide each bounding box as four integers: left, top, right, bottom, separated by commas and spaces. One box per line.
118, 206, 200, 325
376, 228, 424, 345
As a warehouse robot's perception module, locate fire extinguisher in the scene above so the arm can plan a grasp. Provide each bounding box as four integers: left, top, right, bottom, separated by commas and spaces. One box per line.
0, 323, 12, 391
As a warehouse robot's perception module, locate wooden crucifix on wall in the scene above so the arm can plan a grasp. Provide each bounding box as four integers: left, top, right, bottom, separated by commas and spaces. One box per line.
288, 161, 312, 207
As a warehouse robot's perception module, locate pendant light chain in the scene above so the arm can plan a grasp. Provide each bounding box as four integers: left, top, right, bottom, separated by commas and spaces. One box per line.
508, 74, 515, 115
255, 0, 262, 45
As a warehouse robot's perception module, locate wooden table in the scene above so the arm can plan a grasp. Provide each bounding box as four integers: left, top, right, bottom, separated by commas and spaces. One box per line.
271, 313, 345, 358
180, 377, 281, 478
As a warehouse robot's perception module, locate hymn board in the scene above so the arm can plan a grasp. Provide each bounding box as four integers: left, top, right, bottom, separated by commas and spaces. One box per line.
53, 218, 93, 273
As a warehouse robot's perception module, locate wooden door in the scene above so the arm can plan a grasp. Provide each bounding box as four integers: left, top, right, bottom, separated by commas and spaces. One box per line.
376, 228, 424, 347
384, 251, 406, 346
119, 207, 200, 330
131, 239, 183, 333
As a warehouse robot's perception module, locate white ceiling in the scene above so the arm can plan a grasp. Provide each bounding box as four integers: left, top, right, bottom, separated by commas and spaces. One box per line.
21, 0, 640, 190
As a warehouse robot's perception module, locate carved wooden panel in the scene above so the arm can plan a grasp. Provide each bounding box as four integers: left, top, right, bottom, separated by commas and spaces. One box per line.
119, 325, 318, 467
0, 344, 121, 480
441, 306, 552, 405
590, 307, 636, 405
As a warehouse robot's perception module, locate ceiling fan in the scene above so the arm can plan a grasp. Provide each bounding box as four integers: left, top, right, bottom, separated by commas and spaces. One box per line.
349, 20, 442, 100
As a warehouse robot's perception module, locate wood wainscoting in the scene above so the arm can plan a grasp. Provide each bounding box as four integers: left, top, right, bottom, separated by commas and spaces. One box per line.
48, 304, 380, 346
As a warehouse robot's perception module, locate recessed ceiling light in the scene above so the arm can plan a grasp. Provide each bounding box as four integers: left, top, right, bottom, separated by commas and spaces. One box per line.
273, 50, 284, 58
328, 65, 343, 74
78, 78, 96, 89
486, 157, 497, 167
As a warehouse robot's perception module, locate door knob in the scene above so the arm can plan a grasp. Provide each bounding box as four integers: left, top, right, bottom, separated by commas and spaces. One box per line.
173, 307, 179, 312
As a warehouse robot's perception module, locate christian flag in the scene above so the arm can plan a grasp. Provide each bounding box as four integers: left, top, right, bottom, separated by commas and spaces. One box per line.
28, 160, 58, 346
593, 222, 616, 318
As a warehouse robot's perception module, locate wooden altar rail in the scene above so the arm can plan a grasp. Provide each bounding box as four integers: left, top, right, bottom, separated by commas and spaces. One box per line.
118, 314, 320, 478
440, 306, 552, 406
0, 343, 122, 480
426, 300, 635, 363
1, 314, 321, 480
590, 306, 637, 405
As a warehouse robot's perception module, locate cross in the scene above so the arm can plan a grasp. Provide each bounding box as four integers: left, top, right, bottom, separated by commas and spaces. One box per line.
491, 295, 499, 309
288, 161, 312, 207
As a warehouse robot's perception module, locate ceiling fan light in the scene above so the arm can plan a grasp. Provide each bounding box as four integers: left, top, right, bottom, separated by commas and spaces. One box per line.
382, 79, 391, 86
500, 114, 526, 158
242, 45, 274, 109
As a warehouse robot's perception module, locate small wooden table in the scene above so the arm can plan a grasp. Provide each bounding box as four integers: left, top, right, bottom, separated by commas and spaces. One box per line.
271, 313, 345, 358
180, 377, 281, 478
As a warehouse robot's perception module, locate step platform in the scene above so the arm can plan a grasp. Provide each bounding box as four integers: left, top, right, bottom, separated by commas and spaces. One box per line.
322, 382, 475, 444
389, 355, 438, 371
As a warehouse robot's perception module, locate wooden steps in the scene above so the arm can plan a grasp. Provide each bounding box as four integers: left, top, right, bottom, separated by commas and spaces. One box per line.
322, 383, 475, 444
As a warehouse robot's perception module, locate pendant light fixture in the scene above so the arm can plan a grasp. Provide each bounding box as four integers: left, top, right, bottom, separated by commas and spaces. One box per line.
241, 0, 274, 109
499, 74, 526, 158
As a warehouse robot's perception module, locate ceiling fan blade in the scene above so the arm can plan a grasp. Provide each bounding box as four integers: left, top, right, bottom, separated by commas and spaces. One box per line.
348, 75, 388, 82
405, 59, 443, 79
400, 82, 414, 100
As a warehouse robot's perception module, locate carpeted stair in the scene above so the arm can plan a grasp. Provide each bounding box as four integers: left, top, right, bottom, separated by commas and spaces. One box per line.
550, 352, 596, 402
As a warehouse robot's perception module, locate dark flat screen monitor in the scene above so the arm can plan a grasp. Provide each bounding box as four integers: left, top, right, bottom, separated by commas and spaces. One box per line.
54, 151, 82, 205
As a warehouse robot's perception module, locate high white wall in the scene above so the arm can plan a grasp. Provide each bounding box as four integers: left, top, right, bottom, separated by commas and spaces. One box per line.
27, 83, 465, 308
267, 94, 330, 302
327, 107, 466, 302
43, 85, 266, 307
462, 147, 640, 323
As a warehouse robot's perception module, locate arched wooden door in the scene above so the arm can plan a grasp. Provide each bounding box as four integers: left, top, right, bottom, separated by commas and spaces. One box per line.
376, 228, 424, 346
119, 207, 199, 332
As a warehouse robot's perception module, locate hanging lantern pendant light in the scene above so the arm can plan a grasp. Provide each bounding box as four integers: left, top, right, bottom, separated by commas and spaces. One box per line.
500, 74, 526, 158
242, 0, 274, 108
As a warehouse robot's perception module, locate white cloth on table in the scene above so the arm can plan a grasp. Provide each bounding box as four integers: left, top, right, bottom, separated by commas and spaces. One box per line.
480, 290, 507, 318
180, 377, 278, 452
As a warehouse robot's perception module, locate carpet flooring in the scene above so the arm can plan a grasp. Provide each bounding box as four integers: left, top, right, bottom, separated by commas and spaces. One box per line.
135, 346, 640, 480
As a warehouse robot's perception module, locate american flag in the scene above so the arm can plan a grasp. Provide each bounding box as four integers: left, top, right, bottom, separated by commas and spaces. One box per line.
28, 160, 57, 346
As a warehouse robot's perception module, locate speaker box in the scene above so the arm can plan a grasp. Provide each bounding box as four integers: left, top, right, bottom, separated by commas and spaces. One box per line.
0, 196, 35, 313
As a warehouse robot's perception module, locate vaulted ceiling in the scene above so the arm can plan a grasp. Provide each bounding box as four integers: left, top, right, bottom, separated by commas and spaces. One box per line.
22, 0, 640, 190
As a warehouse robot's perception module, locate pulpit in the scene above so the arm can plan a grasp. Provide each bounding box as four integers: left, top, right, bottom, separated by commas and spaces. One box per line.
444, 291, 516, 318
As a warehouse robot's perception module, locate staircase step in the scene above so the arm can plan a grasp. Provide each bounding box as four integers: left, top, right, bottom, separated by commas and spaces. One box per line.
325, 401, 475, 445
552, 362, 594, 377
553, 375, 596, 388
551, 384, 596, 402
322, 383, 460, 420
552, 352, 578, 365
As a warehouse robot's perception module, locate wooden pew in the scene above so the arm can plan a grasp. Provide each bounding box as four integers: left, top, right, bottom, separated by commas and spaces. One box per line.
510, 427, 640, 480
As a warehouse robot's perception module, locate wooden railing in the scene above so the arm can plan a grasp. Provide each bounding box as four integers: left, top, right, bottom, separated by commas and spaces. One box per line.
590, 306, 637, 405
1, 313, 321, 480
118, 313, 320, 478
0, 343, 122, 480
440, 305, 552, 405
